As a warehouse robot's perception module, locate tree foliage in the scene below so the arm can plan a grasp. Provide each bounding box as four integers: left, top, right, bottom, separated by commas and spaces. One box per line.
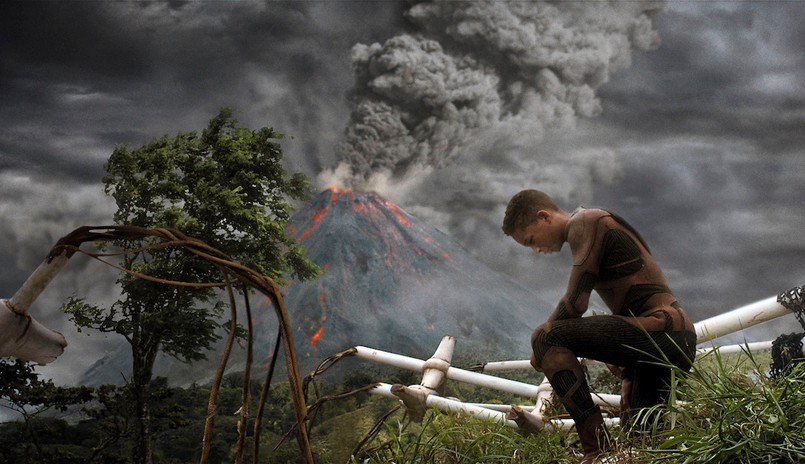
0, 359, 95, 463
0, 359, 94, 416
65, 107, 318, 358
103, 107, 318, 284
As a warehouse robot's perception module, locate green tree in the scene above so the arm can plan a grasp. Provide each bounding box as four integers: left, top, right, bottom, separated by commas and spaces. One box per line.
0, 359, 95, 462
62, 108, 319, 464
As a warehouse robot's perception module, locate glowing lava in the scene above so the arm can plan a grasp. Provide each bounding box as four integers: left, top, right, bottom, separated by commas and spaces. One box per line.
384, 200, 410, 226
310, 281, 329, 348
309, 326, 324, 347
295, 186, 353, 242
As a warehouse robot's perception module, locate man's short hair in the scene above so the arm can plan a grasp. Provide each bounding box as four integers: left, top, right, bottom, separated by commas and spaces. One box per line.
501, 189, 559, 236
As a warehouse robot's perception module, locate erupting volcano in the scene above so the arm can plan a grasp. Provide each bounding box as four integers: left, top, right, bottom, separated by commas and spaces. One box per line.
81, 188, 552, 385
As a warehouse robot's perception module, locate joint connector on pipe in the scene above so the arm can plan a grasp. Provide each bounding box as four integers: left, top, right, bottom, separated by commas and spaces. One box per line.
391, 384, 429, 423
422, 357, 451, 373
506, 404, 543, 436
420, 335, 455, 395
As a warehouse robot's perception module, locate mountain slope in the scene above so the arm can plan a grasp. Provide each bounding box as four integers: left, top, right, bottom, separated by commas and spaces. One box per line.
278, 187, 550, 364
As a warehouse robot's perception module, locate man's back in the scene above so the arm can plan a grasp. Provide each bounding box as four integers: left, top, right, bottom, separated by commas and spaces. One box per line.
566, 207, 674, 316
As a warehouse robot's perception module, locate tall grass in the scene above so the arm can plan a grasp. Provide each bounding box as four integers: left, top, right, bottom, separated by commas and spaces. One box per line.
645, 350, 805, 463
350, 412, 576, 464
350, 350, 805, 464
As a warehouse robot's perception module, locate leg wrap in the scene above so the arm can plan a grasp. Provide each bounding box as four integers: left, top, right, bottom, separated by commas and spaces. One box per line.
552, 369, 597, 421
541, 346, 610, 459
540, 347, 596, 422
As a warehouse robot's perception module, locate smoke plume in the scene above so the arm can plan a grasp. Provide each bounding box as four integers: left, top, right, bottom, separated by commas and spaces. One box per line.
319, 0, 666, 283
321, 0, 664, 190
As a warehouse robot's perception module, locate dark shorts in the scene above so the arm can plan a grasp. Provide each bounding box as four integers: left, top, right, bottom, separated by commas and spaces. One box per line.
539, 314, 697, 410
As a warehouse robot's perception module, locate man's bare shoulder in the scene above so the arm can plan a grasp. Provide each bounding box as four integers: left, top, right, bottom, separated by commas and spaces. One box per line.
567, 208, 610, 234
567, 208, 611, 265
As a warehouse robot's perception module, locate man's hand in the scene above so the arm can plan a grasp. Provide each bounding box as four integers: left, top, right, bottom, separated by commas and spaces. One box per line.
605, 363, 624, 378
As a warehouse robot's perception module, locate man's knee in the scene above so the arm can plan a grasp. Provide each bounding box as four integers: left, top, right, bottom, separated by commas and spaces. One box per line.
530, 352, 541, 372
530, 325, 552, 370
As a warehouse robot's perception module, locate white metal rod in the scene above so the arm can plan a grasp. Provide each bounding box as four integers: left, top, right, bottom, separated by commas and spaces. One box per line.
479, 360, 533, 372
9, 252, 70, 312
357, 346, 621, 411
369, 383, 517, 426
591, 392, 620, 409
543, 416, 620, 432
694, 296, 791, 344
696, 340, 775, 356
369, 383, 619, 432
355, 346, 540, 398
533, 376, 552, 416
446, 367, 540, 398
355, 345, 424, 372
462, 403, 533, 412
464, 394, 619, 412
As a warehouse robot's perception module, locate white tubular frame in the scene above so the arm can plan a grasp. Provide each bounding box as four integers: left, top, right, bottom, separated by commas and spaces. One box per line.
354, 344, 541, 398
353, 291, 801, 434
368, 382, 620, 432
694, 296, 792, 343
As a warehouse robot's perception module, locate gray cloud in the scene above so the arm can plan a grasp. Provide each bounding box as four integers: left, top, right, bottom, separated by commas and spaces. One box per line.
0, 1, 406, 182
578, 0, 805, 341
325, 0, 664, 189
599, 2, 805, 155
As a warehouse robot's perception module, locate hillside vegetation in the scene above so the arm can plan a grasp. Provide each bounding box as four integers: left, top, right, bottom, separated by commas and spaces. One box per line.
1, 350, 804, 463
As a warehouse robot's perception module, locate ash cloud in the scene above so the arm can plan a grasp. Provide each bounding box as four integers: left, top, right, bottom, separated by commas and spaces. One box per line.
323, 0, 664, 190
320, 0, 665, 290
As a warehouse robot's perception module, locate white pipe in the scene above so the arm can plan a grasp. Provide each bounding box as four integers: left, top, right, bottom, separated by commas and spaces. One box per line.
463, 403, 533, 412
355, 346, 540, 398
8, 252, 71, 313
591, 392, 620, 409
697, 340, 775, 356
533, 376, 552, 416
0, 299, 67, 364
355, 345, 424, 372
355, 346, 624, 413
542, 416, 620, 432
466, 395, 619, 412
370, 383, 517, 426
478, 360, 533, 372
694, 296, 792, 344
446, 367, 539, 398
369, 383, 619, 432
